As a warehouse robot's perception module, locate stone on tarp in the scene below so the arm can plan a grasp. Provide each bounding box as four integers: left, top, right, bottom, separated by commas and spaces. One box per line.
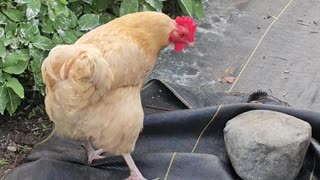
224, 110, 312, 180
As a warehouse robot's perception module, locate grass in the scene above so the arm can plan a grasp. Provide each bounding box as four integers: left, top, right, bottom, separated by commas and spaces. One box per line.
0, 159, 8, 167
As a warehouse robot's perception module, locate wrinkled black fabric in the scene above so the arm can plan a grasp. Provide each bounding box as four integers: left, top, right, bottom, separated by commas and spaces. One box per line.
3, 81, 320, 180
142, 80, 289, 109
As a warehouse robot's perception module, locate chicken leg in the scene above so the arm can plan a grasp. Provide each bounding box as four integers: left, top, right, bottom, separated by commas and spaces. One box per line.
82, 139, 146, 179
123, 154, 147, 180
83, 142, 151, 179
82, 139, 106, 164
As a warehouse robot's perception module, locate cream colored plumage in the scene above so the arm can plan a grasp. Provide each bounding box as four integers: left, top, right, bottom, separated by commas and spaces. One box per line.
41, 11, 196, 180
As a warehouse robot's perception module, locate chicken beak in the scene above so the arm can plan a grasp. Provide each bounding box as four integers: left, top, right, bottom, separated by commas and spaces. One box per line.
188, 42, 195, 48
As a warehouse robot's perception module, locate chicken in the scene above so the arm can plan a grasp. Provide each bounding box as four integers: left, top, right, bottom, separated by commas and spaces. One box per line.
41, 11, 197, 180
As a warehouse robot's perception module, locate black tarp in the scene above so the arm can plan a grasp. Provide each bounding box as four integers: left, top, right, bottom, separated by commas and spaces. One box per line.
3, 80, 319, 180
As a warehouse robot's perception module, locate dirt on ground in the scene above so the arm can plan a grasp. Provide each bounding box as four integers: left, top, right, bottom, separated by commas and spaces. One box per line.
0, 91, 53, 178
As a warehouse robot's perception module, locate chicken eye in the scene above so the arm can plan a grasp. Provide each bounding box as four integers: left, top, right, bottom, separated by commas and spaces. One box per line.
180, 33, 185, 38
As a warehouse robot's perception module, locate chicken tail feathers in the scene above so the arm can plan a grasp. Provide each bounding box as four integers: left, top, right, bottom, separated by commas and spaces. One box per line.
41, 44, 114, 113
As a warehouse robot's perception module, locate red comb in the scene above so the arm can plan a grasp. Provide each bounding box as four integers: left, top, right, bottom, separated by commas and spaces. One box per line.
175, 16, 197, 41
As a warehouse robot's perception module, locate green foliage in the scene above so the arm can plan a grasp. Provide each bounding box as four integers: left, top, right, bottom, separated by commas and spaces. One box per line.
0, 0, 204, 116
0, 158, 8, 167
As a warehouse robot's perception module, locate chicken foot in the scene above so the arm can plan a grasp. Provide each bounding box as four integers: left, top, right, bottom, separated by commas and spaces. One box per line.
82, 139, 106, 164
123, 153, 147, 180
82, 140, 152, 179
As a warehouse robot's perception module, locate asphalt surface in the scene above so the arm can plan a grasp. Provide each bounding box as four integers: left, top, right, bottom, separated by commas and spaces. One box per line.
151, 0, 320, 111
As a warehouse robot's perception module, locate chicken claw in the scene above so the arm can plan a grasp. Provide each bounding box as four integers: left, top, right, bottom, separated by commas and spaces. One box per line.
87, 148, 105, 164
82, 139, 106, 164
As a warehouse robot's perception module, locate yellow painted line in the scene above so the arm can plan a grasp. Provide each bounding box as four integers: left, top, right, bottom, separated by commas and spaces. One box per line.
33, 128, 55, 148
163, 152, 177, 180
191, 105, 222, 153
141, 80, 156, 91
228, 0, 295, 92
309, 154, 316, 180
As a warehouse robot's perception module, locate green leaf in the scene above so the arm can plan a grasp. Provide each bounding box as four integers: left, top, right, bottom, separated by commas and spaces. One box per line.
68, 2, 83, 17
82, 0, 93, 4
178, 0, 193, 16
2, 73, 11, 81
31, 35, 53, 50
4, 21, 17, 37
26, 0, 41, 20
0, 28, 4, 38
91, 0, 111, 12
49, 0, 69, 17
0, 85, 8, 115
29, 48, 45, 95
5, 77, 24, 98
3, 38, 10, 47
51, 33, 64, 45
47, 6, 56, 21
69, 11, 78, 28
193, 0, 204, 19
53, 14, 71, 30
3, 50, 30, 74
6, 88, 21, 116
61, 30, 78, 44
112, 5, 120, 17
99, 13, 115, 25
15, 0, 28, 4
119, 0, 139, 16
20, 19, 39, 40
145, 0, 163, 12
74, 28, 84, 37
58, 0, 68, 5
139, 3, 155, 12
0, 13, 8, 25
29, 47, 45, 61
39, 3, 47, 16
40, 17, 54, 34
82, 3, 93, 14
78, 14, 100, 31
2, 9, 24, 22
4, 37, 20, 50
0, 40, 6, 59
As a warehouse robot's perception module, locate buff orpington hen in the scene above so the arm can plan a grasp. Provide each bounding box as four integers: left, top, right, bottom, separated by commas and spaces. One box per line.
41, 11, 197, 180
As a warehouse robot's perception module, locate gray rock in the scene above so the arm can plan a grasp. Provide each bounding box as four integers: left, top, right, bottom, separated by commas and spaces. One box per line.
7, 146, 17, 152
224, 110, 312, 180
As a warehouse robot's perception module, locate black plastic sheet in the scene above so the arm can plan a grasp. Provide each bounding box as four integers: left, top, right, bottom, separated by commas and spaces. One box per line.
3, 81, 319, 180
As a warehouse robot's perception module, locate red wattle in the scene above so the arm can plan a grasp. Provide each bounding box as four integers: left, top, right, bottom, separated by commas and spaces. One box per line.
174, 43, 185, 52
